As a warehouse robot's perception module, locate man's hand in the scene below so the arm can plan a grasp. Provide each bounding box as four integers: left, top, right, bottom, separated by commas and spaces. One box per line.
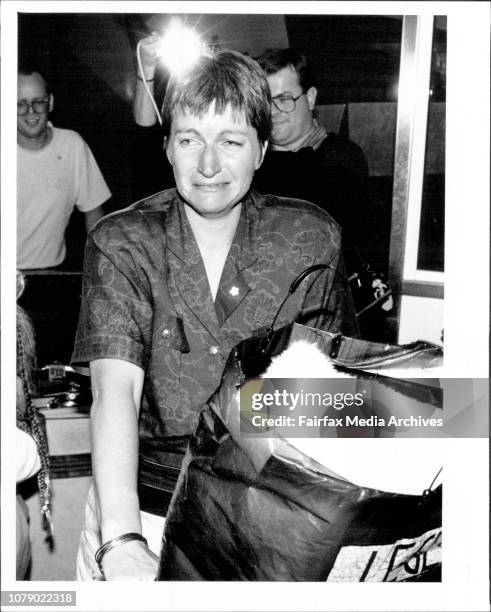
134, 34, 161, 126
137, 34, 161, 80
101, 539, 159, 581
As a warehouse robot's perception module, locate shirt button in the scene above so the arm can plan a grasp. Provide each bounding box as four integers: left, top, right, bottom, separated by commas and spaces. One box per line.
209, 345, 220, 356
162, 328, 171, 338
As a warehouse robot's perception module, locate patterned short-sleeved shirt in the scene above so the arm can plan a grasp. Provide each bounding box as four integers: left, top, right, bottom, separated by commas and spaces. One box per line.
71, 188, 357, 467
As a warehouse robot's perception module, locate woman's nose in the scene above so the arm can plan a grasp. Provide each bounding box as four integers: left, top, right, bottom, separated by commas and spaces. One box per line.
197, 145, 221, 178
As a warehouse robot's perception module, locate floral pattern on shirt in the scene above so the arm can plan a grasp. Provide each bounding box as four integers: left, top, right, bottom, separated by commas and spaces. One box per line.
72, 189, 358, 465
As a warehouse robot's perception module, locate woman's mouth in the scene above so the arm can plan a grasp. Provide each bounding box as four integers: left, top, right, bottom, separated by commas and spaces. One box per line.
194, 183, 228, 191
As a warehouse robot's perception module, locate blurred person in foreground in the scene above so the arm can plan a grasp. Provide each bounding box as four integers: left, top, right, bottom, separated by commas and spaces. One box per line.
16, 273, 52, 579
72, 49, 357, 581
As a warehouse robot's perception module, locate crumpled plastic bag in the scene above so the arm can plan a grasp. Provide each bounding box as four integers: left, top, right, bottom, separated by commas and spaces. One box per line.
158, 323, 442, 581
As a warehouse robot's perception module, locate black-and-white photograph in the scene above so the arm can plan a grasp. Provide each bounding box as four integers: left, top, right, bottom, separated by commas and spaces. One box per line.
1, 2, 489, 611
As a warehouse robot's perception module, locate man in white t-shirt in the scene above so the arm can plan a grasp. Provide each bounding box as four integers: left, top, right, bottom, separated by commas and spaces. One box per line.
17, 68, 111, 270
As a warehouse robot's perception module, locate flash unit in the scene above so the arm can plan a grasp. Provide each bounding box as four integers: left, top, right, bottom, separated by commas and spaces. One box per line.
158, 17, 204, 76
135, 18, 206, 126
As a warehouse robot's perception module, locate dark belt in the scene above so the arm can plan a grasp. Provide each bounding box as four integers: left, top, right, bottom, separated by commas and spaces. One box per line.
138, 456, 182, 517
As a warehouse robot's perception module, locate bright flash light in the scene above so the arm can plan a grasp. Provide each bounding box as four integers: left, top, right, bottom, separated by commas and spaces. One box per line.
158, 18, 203, 75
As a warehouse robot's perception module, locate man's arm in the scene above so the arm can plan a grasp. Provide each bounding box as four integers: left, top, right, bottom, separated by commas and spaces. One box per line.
84, 205, 104, 232
89, 358, 158, 580
133, 35, 161, 127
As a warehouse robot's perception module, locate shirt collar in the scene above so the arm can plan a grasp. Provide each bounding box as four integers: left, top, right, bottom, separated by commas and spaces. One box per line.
165, 189, 260, 272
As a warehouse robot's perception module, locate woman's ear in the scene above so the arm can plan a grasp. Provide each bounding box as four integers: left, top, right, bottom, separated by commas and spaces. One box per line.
48, 93, 54, 114
164, 136, 173, 165
255, 140, 269, 169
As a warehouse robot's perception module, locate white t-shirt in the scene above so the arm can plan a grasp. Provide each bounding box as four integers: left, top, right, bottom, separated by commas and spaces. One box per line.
17, 124, 111, 269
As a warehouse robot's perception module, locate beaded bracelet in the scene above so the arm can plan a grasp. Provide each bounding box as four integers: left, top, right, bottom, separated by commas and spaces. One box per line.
95, 532, 148, 574
137, 75, 155, 83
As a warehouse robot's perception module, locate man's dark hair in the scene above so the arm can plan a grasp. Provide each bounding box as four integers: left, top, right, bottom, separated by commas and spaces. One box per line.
257, 48, 316, 92
162, 50, 271, 146
18, 65, 49, 92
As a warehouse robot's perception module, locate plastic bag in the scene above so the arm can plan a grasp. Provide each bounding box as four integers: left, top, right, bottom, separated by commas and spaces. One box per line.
158, 323, 442, 581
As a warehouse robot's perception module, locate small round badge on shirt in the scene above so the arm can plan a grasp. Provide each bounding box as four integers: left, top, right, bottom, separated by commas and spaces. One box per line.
209, 346, 220, 356
229, 286, 240, 297
162, 328, 171, 338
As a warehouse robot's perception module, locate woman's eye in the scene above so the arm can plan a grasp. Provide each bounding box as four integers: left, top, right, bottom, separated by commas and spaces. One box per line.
223, 140, 242, 147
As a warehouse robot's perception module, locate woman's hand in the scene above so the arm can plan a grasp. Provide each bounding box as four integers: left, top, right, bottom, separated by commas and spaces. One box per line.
101, 539, 159, 581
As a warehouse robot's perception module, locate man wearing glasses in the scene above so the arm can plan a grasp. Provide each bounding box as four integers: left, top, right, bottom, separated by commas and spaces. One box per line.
17, 67, 110, 270
252, 48, 368, 244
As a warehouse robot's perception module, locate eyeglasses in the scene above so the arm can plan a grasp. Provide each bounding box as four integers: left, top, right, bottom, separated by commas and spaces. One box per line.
271, 93, 305, 113
17, 97, 50, 116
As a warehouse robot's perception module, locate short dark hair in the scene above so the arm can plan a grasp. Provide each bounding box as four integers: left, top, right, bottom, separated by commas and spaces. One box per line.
257, 48, 316, 91
18, 65, 49, 92
162, 50, 271, 146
